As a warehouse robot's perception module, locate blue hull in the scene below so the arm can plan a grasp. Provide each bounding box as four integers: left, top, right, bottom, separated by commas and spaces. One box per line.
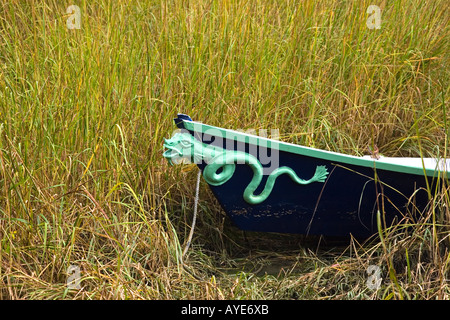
201, 155, 431, 238
166, 114, 448, 238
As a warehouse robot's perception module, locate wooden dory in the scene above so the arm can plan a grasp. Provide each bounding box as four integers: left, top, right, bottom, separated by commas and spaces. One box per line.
163, 114, 449, 238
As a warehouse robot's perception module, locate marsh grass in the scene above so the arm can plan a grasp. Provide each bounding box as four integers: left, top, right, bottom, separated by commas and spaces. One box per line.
0, 0, 449, 299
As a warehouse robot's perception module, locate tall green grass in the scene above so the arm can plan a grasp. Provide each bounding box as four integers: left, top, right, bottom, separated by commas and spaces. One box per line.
0, 0, 448, 299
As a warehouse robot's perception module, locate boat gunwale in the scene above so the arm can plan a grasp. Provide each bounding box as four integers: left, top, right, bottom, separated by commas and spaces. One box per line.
176, 116, 449, 179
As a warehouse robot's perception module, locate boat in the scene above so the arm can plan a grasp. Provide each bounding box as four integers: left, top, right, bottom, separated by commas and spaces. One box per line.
163, 114, 449, 238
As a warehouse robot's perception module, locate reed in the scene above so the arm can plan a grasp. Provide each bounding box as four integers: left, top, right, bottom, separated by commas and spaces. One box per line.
0, 0, 448, 299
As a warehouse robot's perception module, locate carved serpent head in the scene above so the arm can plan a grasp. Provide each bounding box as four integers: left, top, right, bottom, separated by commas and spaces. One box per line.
163, 132, 204, 165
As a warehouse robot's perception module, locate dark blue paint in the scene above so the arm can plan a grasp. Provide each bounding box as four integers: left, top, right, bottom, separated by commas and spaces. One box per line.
173, 114, 439, 238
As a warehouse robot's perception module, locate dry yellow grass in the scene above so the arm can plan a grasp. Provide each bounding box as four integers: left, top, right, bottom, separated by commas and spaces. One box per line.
0, 0, 448, 299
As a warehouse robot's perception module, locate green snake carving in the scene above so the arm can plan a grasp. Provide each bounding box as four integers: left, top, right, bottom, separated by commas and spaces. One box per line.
163, 132, 329, 205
